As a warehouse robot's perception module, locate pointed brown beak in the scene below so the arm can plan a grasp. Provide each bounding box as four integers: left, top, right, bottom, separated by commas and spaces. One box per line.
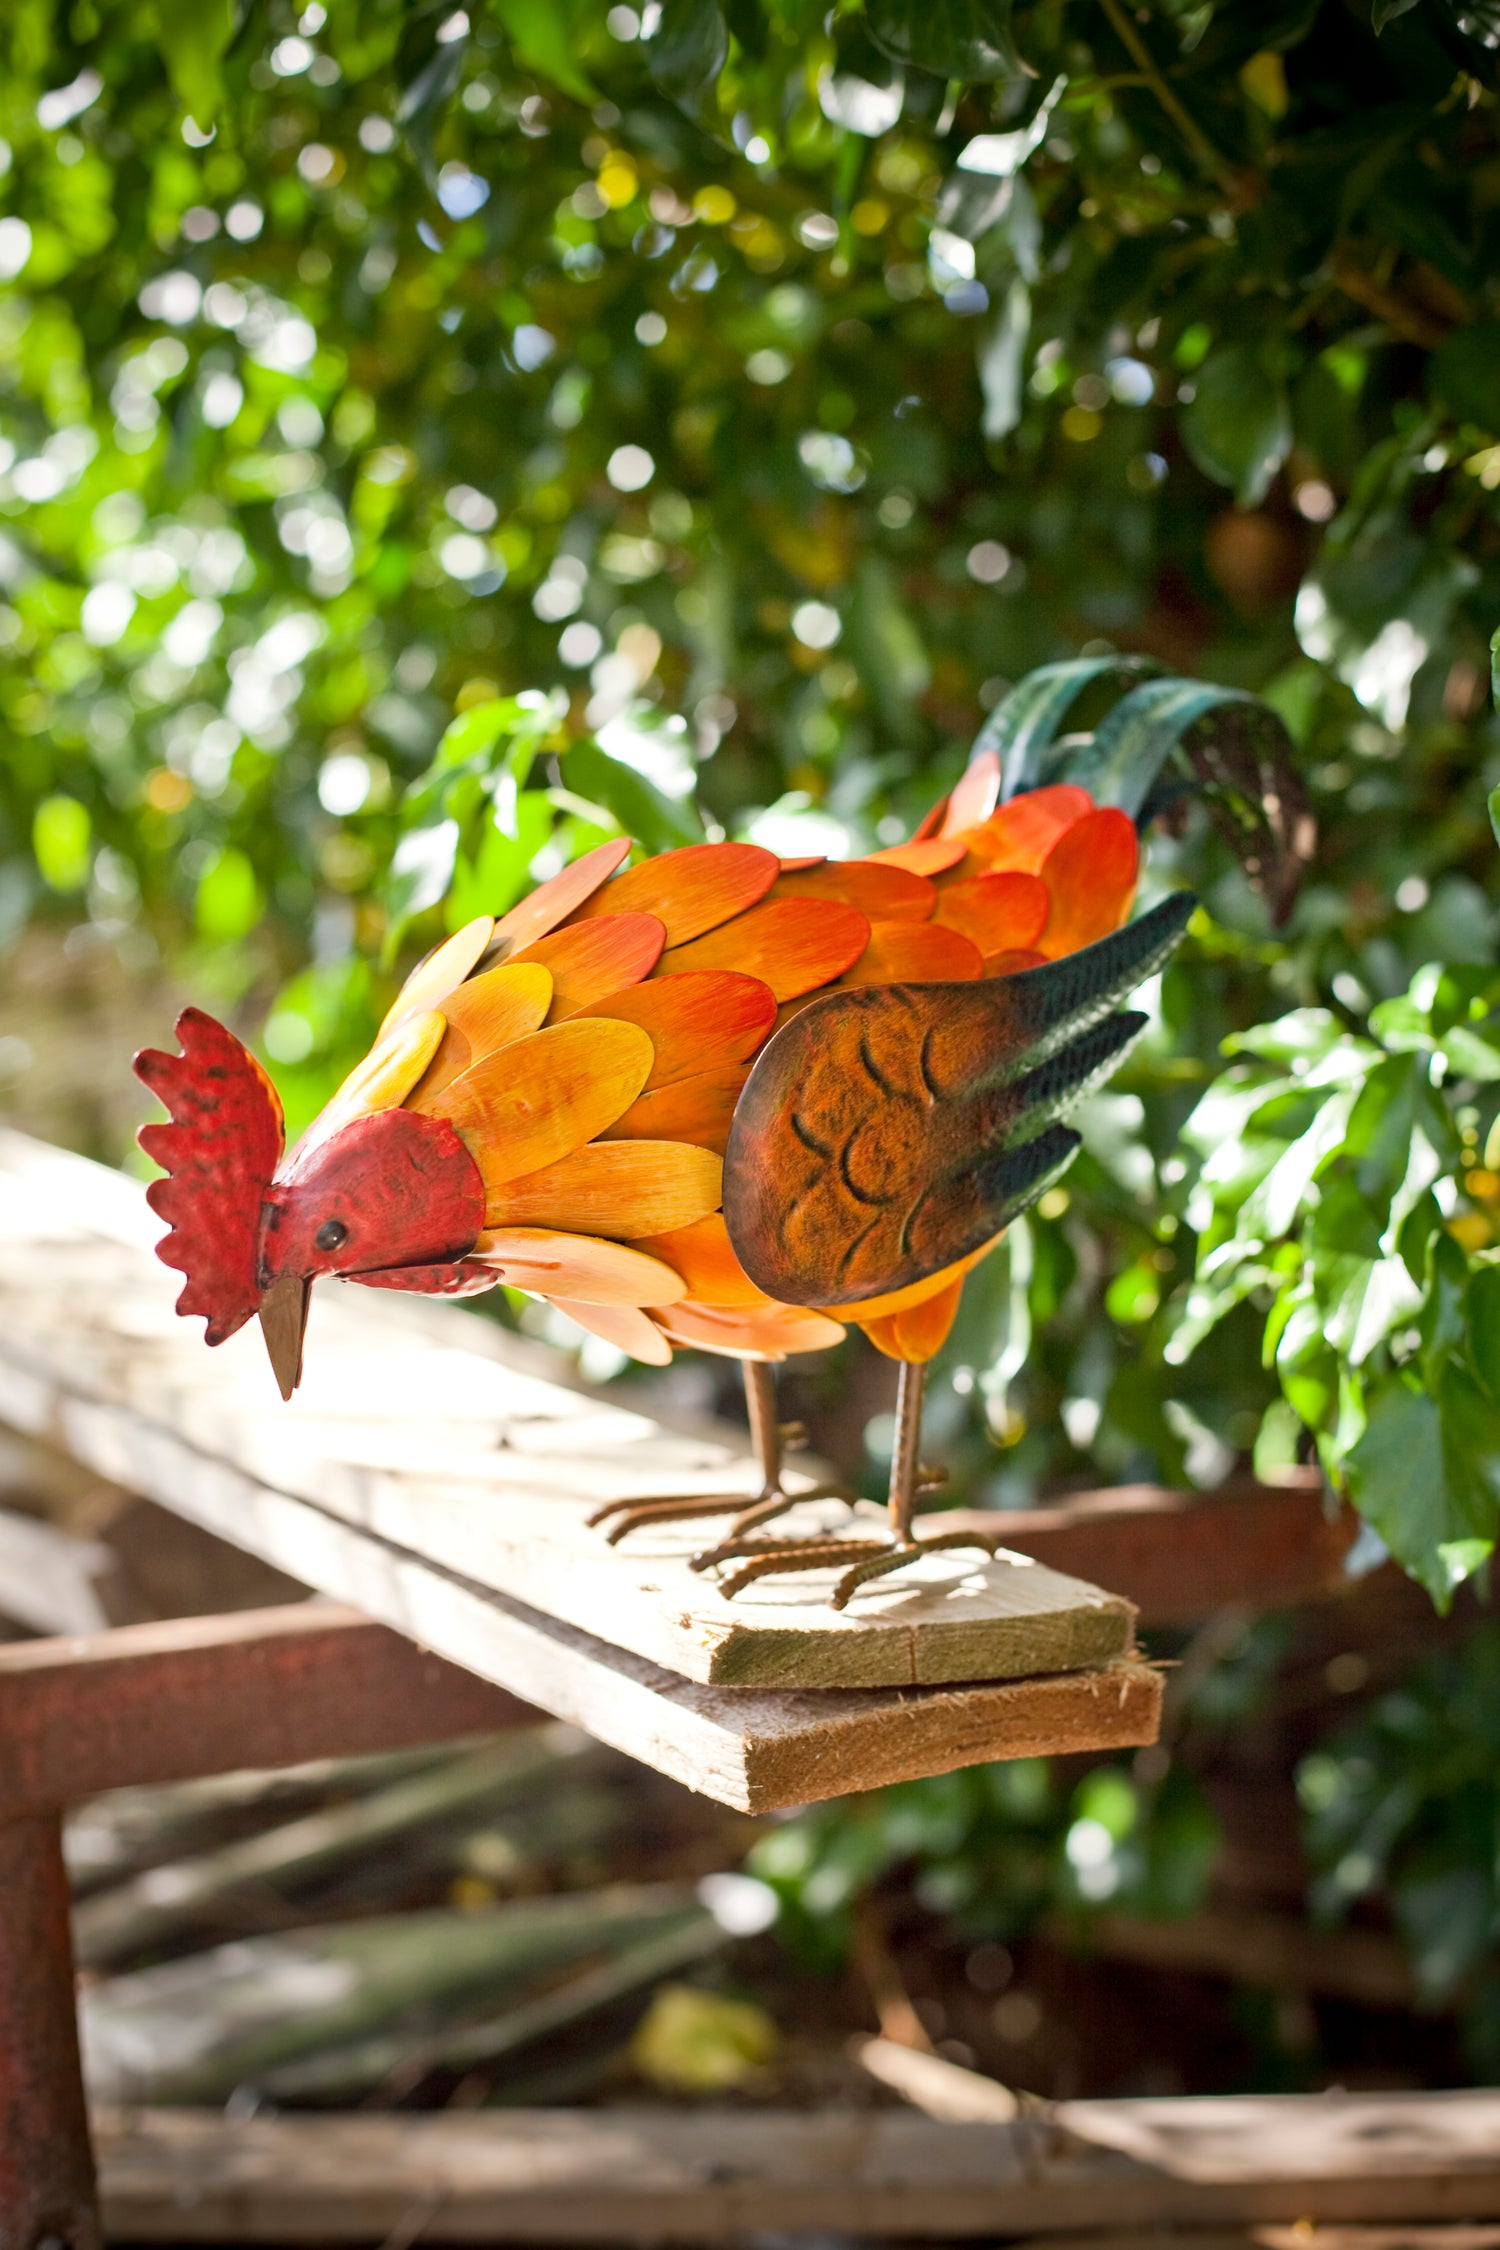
258, 1275, 311, 1401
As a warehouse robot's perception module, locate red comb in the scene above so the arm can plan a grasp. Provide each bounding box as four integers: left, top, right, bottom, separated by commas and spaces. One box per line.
134, 1008, 285, 1345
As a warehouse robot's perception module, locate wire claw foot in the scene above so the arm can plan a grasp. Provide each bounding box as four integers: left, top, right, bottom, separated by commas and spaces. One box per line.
690, 1481, 859, 1571
699, 1360, 1005, 1604
713, 1538, 891, 1600
587, 1488, 768, 1545
829, 1527, 1006, 1610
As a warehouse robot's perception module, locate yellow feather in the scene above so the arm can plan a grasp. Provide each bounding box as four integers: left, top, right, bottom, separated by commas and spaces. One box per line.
485, 1140, 722, 1238
289, 1011, 446, 1169
425, 1018, 654, 1188
379, 916, 494, 1038
408, 962, 554, 1109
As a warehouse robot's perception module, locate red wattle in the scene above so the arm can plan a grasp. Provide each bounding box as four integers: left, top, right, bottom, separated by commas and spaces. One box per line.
345, 1259, 499, 1298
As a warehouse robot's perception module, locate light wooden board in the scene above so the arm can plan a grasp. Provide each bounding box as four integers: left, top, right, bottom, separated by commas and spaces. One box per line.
0, 1129, 1132, 1691
95, 2094, 1500, 2240
0, 1334, 1158, 1808
0, 1502, 115, 1636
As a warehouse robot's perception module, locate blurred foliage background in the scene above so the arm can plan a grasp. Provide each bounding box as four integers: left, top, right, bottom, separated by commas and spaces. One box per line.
8, 0, 1500, 2079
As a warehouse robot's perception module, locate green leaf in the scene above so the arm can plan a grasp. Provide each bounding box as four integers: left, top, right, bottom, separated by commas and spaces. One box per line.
1181, 345, 1292, 508
1346, 1373, 1499, 1606
1223, 1009, 1345, 1065
978, 278, 1030, 443
395, 39, 467, 128
1391, 1865, 1496, 2004
647, 0, 729, 109
1420, 1226, 1468, 1390
563, 740, 703, 855
32, 795, 90, 893
1241, 1085, 1358, 1241
1467, 1264, 1500, 1407
493, 0, 598, 105
866, 0, 1023, 81
384, 818, 460, 953
150, 0, 237, 125
195, 846, 262, 942
1253, 1396, 1306, 1481
445, 789, 553, 930
1436, 1023, 1500, 1082
1430, 321, 1500, 433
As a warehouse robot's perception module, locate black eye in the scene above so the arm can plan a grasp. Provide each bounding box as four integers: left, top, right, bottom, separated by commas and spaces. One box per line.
315, 1218, 349, 1253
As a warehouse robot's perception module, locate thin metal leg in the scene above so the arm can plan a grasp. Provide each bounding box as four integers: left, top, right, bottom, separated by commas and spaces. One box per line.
591, 1360, 851, 1553
743, 1359, 782, 1493
887, 1359, 925, 1545
0, 1811, 100, 2250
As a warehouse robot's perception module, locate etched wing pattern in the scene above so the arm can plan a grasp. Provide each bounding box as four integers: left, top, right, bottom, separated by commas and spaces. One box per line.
721, 893, 1195, 1308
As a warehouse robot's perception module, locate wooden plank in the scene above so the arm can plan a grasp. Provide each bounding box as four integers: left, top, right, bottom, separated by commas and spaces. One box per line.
1050, 1905, 1418, 2010
849, 2034, 1022, 2122
0, 1362, 1160, 1809
1007, 2236, 1500, 2250
0, 1602, 536, 1820
0, 1501, 116, 1636
0, 1130, 1133, 1693
94, 2095, 1500, 2241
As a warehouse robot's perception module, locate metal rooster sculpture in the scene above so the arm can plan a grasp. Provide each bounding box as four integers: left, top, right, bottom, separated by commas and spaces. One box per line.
135, 658, 1308, 1607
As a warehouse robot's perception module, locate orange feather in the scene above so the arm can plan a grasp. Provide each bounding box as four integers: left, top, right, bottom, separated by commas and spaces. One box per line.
836, 1241, 995, 1321
867, 836, 969, 876
569, 840, 778, 945
488, 836, 631, 958
473, 1226, 685, 1306
1039, 806, 1138, 956
550, 1299, 674, 1365
601, 1063, 748, 1154
485, 1139, 723, 1237
425, 1017, 653, 1186
658, 897, 869, 1001
510, 913, 665, 1019
839, 920, 983, 987
633, 1212, 773, 1308
938, 748, 1002, 836
773, 861, 936, 921
579, 970, 776, 1088
933, 871, 1050, 955
859, 1276, 964, 1363
960, 783, 1093, 875
653, 1300, 846, 1361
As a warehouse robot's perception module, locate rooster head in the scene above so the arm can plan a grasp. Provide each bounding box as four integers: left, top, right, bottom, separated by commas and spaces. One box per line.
134, 1008, 486, 1399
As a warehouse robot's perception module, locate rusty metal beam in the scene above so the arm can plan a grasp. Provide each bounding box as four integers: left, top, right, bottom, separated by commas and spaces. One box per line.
0, 1812, 99, 2250
937, 1473, 1356, 1629
0, 1601, 539, 1823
